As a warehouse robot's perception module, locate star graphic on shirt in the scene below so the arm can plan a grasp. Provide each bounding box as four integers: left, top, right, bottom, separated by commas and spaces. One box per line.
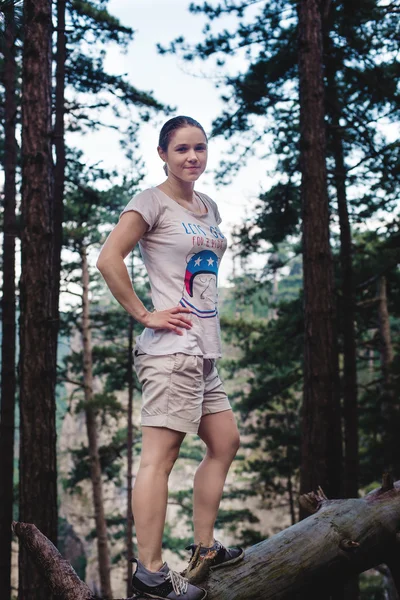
194, 257, 202, 266
207, 257, 215, 266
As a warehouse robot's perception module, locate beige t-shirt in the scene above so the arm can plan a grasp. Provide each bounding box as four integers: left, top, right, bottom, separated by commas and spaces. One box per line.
121, 187, 228, 358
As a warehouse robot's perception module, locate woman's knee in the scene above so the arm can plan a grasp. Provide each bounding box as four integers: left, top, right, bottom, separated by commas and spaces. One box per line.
139, 451, 179, 476
232, 430, 241, 455
199, 411, 241, 461
227, 430, 241, 458
208, 430, 241, 462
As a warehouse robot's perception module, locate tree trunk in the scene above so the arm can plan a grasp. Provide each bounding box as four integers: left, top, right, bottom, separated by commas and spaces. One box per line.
324, 30, 359, 502
18, 1, 57, 598
52, 0, 67, 376
297, 0, 342, 504
12, 479, 400, 600
81, 245, 113, 599
0, 6, 17, 599
126, 253, 135, 597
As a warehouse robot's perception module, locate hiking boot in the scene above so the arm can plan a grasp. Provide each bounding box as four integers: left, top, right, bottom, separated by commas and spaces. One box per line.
186, 539, 244, 570
131, 558, 207, 599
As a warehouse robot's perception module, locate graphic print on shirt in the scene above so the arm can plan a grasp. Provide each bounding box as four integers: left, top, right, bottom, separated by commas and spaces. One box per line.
179, 250, 219, 319
181, 220, 226, 250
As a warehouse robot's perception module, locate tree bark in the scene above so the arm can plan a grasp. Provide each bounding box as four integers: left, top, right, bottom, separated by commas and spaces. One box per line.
0, 5, 17, 599
81, 245, 113, 599
297, 0, 342, 504
12, 479, 400, 599
18, 1, 57, 598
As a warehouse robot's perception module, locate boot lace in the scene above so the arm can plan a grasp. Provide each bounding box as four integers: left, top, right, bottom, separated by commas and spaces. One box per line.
165, 569, 189, 596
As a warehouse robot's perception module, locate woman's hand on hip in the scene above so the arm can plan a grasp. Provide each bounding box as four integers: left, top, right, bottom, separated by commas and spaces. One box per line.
143, 306, 193, 335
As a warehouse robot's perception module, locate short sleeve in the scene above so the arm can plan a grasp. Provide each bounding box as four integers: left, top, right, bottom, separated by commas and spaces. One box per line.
119, 189, 161, 231
200, 193, 222, 225
214, 202, 222, 225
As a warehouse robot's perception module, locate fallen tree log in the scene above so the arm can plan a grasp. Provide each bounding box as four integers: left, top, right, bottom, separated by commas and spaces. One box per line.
12, 477, 400, 599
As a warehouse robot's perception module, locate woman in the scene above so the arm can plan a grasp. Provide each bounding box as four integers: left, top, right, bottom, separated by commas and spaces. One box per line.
97, 116, 243, 599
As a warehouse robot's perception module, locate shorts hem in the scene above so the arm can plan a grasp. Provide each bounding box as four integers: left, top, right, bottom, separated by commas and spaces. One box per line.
141, 414, 199, 434
202, 403, 232, 416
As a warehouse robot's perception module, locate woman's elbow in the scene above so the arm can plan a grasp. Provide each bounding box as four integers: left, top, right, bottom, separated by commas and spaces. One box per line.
96, 252, 110, 273
96, 251, 123, 274
96, 254, 104, 272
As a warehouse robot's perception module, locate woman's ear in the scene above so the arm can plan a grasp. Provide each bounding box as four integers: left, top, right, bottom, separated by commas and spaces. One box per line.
157, 145, 166, 163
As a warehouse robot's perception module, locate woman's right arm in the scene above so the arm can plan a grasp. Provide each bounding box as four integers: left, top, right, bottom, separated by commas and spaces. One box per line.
96, 211, 192, 334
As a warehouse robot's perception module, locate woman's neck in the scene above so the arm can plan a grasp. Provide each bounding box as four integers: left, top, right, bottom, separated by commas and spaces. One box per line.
164, 176, 195, 202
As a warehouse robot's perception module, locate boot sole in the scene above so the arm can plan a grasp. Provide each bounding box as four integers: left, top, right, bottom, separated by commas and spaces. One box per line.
210, 549, 245, 571
132, 585, 208, 599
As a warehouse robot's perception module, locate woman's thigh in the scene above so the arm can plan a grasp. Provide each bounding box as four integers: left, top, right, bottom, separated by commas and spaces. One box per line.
140, 426, 186, 472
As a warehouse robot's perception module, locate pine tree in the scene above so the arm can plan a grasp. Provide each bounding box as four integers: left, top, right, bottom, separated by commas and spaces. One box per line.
18, 1, 57, 598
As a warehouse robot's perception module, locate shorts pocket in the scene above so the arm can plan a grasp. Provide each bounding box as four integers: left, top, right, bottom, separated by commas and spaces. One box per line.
204, 358, 215, 378
172, 353, 187, 372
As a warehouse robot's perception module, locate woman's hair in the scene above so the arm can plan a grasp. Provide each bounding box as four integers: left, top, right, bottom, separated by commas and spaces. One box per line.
158, 116, 207, 152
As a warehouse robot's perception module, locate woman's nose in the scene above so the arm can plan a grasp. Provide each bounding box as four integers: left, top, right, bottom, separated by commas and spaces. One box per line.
187, 150, 198, 162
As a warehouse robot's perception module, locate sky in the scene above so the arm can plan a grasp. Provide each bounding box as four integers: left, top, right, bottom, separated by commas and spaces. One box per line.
70, 0, 272, 286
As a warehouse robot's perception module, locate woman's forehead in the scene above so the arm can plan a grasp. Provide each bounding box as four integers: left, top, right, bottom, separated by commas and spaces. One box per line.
170, 126, 207, 146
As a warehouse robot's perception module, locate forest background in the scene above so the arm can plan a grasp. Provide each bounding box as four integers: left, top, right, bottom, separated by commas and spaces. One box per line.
0, 0, 399, 599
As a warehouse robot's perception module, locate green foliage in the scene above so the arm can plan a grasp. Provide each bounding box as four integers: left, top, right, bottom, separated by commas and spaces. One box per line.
75, 391, 123, 423
64, 428, 135, 488
85, 513, 127, 542
70, 0, 134, 45
162, 523, 193, 560
65, 0, 169, 135
219, 276, 271, 321
359, 570, 385, 600
255, 183, 301, 245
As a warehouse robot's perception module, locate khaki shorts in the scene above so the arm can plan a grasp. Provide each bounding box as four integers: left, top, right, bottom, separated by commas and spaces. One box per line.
133, 349, 231, 434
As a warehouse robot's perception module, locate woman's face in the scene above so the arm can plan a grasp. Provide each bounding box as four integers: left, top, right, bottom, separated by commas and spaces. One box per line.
158, 126, 208, 182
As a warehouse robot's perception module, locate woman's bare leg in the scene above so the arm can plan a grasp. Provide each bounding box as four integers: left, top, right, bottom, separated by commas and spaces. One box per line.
193, 410, 240, 546
132, 426, 186, 571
